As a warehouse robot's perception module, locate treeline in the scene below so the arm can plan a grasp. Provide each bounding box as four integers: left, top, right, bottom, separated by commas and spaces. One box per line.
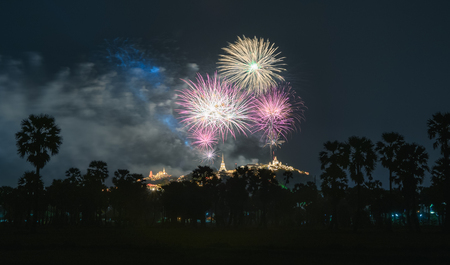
0, 162, 157, 227
0, 112, 449, 231
0, 162, 315, 228
0, 160, 445, 230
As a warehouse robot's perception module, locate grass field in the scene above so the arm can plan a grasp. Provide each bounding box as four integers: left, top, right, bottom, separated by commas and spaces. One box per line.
1, 225, 449, 265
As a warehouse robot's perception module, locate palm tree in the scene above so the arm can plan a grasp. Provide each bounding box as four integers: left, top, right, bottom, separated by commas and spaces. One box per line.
394, 143, 428, 231
15, 114, 62, 229
347, 136, 377, 231
427, 112, 450, 229
376, 132, 405, 230
16, 114, 62, 178
319, 141, 349, 229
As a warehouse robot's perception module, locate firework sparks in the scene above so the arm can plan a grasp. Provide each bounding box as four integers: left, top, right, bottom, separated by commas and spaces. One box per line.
218, 36, 286, 94
252, 85, 305, 142
188, 127, 218, 150
176, 72, 254, 140
263, 133, 286, 149
199, 147, 219, 164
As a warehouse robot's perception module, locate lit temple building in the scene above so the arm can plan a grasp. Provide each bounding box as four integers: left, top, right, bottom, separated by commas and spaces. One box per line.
239, 156, 309, 175
266, 156, 309, 175
143, 168, 175, 190
146, 168, 171, 181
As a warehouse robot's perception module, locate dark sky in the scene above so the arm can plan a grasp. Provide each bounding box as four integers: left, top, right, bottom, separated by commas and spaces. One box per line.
1, 0, 449, 188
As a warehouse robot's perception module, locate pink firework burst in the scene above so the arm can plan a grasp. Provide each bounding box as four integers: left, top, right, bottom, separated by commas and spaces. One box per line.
188, 127, 218, 150
176, 72, 254, 140
251, 85, 305, 142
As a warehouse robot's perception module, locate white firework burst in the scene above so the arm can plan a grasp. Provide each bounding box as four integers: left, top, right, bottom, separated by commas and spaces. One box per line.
218, 36, 286, 94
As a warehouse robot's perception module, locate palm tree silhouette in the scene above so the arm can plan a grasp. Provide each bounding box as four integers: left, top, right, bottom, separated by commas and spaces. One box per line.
347, 136, 377, 232
319, 140, 349, 230
427, 112, 450, 229
15, 114, 62, 230
376, 132, 405, 231
395, 143, 428, 231
16, 114, 62, 178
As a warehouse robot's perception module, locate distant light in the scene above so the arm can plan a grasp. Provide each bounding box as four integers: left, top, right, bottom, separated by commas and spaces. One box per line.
420, 214, 422, 217
395, 214, 399, 217
431, 211, 435, 214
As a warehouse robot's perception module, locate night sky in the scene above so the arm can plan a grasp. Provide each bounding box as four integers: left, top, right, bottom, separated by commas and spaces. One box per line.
1, 0, 449, 188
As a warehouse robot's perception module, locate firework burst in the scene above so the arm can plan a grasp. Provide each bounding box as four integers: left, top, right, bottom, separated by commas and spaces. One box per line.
252, 85, 305, 142
218, 36, 286, 94
263, 133, 285, 149
199, 147, 219, 164
176, 72, 254, 140
188, 127, 218, 150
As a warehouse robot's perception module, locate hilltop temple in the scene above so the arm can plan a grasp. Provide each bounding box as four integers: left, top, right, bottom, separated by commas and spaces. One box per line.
216, 155, 309, 177
146, 168, 171, 181
145, 155, 309, 190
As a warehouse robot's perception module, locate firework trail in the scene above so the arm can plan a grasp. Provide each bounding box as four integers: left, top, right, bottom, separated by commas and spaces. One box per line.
176, 72, 255, 140
252, 84, 305, 147
218, 36, 286, 95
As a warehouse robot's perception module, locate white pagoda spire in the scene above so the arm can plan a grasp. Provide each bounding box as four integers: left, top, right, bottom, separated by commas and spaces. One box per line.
219, 153, 227, 171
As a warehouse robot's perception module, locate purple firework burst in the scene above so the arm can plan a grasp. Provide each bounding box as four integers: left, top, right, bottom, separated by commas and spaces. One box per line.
251, 85, 305, 142
188, 127, 218, 150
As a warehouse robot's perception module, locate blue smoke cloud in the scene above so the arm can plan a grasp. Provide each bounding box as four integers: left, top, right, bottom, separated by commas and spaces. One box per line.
156, 114, 190, 147
105, 38, 164, 101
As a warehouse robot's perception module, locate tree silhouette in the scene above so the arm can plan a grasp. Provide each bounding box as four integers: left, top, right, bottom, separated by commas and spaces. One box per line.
394, 143, 428, 231
319, 141, 349, 230
427, 112, 450, 229
15, 114, 62, 230
294, 181, 321, 225
429, 161, 446, 225
64, 168, 82, 225
255, 168, 278, 227
376, 132, 405, 230
364, 176, 384, 227
347, 136, 377, 231
110, 169, 147, 226
226, 166, 251, 226
0, 186, 15, 223
192, 166, 221, 226
18, 171, 44, 227
16, 114, 62, 178
161, 181, 186, 225
81, 161, 109, 225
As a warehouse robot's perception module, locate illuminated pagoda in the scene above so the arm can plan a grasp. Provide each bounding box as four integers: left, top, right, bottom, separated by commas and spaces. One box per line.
219, 154, 227, 171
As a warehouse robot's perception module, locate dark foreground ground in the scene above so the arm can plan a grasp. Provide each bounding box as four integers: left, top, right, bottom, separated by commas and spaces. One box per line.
0, 225, 449, 265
